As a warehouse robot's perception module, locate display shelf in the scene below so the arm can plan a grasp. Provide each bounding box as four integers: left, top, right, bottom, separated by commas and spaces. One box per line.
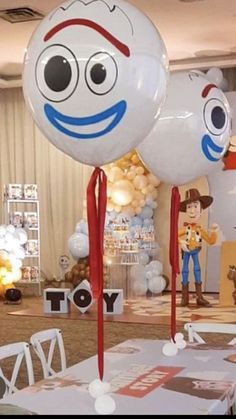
3, 187, 41, 296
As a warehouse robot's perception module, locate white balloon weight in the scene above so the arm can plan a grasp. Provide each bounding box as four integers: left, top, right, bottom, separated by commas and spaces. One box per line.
162, 342, 178, 357
137, 70, 231, 185
88, 379, 111, 398
23, 0, 168, 167
68, 232, 89, 259
94, 394, 116, 415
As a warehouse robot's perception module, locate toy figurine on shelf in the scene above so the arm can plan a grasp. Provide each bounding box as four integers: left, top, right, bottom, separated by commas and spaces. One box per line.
178, 188, 219, 307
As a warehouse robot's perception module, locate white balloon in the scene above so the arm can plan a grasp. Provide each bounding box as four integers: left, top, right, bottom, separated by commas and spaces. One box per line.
5, 232, 15, 244
14, 247, 26, 260
137, 70, 231, 185
88, 379, 111, 398
147, 260, 163, 275
145, 270, 153, 280
15, 228, 28, 245
206, 67, 223, 86
23, 0, 168, 167
162, 342, 178, 357
68, 232, 89, 259
148, 276, 166, 294
75, 219, 88, 235
130, 264, 146, 281
6, 224, 15, 234
132, 280, 148, 296
176, 339, 187, 350
174, 332, 184, 342
94, 394, 116, 415
139, 252, 150, 266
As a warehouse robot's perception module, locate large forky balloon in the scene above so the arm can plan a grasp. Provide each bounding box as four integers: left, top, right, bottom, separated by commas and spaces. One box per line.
137, 68, 231, 355
23, 0, 168, 413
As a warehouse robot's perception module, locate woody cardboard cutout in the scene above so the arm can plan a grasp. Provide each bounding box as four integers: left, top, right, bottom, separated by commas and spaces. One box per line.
178, 188, 219, 307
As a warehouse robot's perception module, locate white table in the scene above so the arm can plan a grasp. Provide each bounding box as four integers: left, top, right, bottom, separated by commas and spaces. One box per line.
1, 339, 236, 415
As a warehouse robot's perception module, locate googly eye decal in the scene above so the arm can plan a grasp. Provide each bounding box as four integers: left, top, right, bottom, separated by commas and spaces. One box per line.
36, 44, 79, 102
85, 52, 118, 96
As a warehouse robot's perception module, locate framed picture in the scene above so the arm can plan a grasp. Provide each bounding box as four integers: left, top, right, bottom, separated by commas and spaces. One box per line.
25, 240, 39, 256
5, 184, 23, 200
23, 212, 38, 229
30, 266, 39, 281
23, 184, 38, 200
10, 211, 23, 228
21, 266, 31, 281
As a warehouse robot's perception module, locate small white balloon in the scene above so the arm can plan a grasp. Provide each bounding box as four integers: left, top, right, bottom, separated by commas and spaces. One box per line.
94, 394, 116, 415
15, 228, 28, 245
88, 379, 111, 398
176, 339, 187, 350
147, 260, 163, 275
6, 224, 15, 234
162, 342, 178, 357
206, 67, 223, 86
174, 332, 184, 342
68, 232, 89, 259
148, 276, 166, 294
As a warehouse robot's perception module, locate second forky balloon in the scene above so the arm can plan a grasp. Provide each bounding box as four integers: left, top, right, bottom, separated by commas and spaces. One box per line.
137, 68, 231, 342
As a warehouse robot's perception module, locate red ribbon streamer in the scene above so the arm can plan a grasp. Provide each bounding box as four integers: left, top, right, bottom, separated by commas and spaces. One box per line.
169, 186, 180, 342
87, 167, 107, 380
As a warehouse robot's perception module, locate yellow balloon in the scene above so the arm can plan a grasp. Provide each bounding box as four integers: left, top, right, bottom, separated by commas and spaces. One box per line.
109, 166, 124, 183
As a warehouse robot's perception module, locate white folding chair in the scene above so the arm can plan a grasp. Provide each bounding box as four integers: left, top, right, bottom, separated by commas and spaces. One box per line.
0, 342, 34, 397
184, 322, 236, 344
30, 328, 66, 378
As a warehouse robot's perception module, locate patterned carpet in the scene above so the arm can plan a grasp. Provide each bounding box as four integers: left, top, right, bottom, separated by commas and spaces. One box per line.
8, 292, 236, 326
1, 293, 235, 389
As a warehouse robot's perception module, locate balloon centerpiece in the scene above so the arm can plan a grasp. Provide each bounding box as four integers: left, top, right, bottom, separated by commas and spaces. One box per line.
23, 0, 169, 413
0, 224, 28, 299
137, 67, 231, 355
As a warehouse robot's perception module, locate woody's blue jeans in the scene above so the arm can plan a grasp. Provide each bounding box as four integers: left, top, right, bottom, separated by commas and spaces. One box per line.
182, 249, 201, 285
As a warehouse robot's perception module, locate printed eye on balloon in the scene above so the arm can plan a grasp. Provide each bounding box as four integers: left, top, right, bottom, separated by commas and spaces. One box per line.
23, 0, 168, 167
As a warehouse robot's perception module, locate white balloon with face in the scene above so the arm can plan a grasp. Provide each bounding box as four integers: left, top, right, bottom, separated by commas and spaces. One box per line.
137, 70, 231, 185
23, 0, 168, 167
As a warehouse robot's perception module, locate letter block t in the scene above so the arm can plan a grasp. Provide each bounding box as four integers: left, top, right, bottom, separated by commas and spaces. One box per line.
43, 288, 71, 313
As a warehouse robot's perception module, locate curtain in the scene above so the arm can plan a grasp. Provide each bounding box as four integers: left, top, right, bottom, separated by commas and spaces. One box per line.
0, 87, 92, 279
223, 68, 236, 90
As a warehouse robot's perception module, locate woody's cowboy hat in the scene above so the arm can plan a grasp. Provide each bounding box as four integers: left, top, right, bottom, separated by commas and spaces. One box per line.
179, 188, 213, 212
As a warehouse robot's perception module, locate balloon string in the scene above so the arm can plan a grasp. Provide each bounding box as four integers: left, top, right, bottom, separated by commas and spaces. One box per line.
87, 167, 107, 381
169, 186, 180, 342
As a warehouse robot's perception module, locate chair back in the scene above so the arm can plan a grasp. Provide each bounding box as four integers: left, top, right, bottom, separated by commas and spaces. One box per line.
0, 342, 34, 397
184, 322, 236, 344
30, 328, 66, 378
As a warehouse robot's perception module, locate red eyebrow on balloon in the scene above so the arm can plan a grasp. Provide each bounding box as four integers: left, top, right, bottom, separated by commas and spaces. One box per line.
202, 83, 217, 98
44, 18, 130, 57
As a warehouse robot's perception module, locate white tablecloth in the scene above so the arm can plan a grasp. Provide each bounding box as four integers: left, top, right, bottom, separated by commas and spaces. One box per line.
1, 339, 236, 415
